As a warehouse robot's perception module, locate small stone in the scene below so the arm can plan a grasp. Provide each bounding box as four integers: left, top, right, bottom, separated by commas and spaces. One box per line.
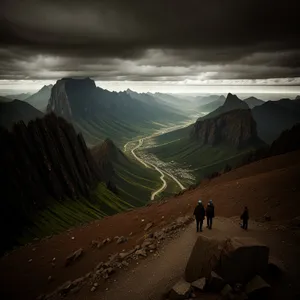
122, 261, 129, 267
32, 248, 36, 251
144, 222, 153, 231
135, 249, 147, 257
129, 232, 133, 236
93, 282, 98, 287
65, 248, 83, 267
245, 275, 270, 296
47, 276, 52, 282
90, 287, 96, 292
141, 219, 145, 222
71, 237, 75, 240
28, 259, 33, 263
70, 286, 81, 294
169, 278, 192, 300
191, 277, 206, 291
161, 216, 165, 219
52, 257, 56, 262
116, 236, 127, 244
106, 288, 109, 291
208, 271, 225, 292
221, 284, 233, 297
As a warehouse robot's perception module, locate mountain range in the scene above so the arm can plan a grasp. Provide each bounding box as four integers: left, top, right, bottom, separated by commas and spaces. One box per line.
145, 92, 300, 182
46, 78, 189, 146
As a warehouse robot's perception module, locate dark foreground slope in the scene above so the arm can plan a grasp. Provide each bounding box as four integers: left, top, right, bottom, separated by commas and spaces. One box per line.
0, 114, 131, 253
0, 147, 299, 300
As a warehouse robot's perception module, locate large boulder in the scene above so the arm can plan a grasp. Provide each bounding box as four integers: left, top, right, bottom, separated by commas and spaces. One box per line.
185, 236, 227, 282
217, 237, 269, 284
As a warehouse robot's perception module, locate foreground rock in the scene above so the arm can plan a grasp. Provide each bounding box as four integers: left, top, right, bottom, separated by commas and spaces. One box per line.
245, 275, 270, 298
217, 237, 269, 284
207, 271, 225, 292
191, 277, 206, 291
65, 248, 84, 267
169, 278, 192, 300
185, 236, 227, 282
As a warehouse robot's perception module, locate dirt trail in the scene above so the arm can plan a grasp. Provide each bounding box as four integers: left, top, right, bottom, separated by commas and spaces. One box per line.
69, 217, 300, 300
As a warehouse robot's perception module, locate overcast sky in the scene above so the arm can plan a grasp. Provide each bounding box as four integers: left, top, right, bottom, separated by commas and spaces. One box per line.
1, 0, 299, 93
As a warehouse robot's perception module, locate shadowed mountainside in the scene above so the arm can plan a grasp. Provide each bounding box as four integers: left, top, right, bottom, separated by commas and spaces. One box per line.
0, 99, 43, 129
252, 98, 300, 143
0, 113, 132, 253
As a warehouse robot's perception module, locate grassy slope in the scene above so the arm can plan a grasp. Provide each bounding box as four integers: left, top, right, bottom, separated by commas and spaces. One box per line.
147, 135, 254, 182
113, 152, 161, 205
19, 183, 132, 244
75, 116, 166, 147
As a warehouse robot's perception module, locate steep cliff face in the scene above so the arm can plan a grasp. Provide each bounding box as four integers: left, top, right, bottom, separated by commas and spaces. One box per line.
191, 109, 263, 148
0, 113, 103, 249
47, 79, 74, 119
0, 113, 101, 203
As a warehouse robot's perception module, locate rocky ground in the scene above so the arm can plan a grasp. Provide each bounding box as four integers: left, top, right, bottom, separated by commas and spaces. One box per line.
0, 150, 299, 300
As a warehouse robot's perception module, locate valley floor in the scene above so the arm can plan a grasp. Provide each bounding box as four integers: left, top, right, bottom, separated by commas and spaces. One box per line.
0, 150, 300, 300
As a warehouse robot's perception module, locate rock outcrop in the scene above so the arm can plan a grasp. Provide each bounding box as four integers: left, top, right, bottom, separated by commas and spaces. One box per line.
191, 109, 264, 148
217, 237, 269, 284
185, 236, 227, 282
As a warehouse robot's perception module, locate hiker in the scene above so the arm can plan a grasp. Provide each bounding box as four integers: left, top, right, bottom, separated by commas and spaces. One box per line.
206, 199, 215, 229
193, 200, 205, 232
240, 206, 249, 230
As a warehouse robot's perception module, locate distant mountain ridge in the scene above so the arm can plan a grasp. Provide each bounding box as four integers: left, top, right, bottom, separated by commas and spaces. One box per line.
200, 93, 249, 120
47, 78, 188, 146
0, 99, 43, 129
25, 84, 53, 112
252, 98, 300, 143
243, 96, 264, 108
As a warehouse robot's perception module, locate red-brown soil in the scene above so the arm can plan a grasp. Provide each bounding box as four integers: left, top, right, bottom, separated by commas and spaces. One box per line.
0, 150, 299, 300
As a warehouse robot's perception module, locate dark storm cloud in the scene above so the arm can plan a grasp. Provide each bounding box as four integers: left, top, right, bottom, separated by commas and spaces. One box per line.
0, 0, 299, 81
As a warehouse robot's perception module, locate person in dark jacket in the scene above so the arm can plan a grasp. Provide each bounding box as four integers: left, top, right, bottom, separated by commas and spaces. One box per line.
240, 206, 249, 230
206, 200, 215, 229
194, 200, 205, 232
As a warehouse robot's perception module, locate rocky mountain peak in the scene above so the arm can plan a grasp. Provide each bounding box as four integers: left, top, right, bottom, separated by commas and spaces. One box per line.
191, 109, 263, 148
224, 93, 249, 109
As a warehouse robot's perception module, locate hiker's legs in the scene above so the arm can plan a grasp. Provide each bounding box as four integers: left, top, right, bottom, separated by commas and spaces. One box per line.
206, 217, 209, 228
209, 217, 213, 229
196, 219, 200, 232
200, 220, 203, 231
242, 219, 248, 230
